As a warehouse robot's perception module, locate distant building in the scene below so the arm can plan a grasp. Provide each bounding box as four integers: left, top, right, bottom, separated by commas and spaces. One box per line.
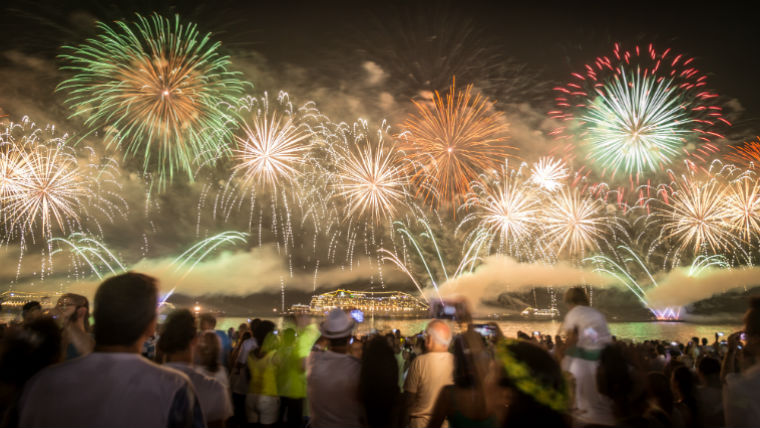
292, 289, 429, 317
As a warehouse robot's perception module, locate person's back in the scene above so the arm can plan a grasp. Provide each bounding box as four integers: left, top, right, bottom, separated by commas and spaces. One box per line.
307, 309, 365, 428
307, 348, 363, 427
21, 352, 195, 427
404, 320, 454, 428
18, 272, 203, 428
723, 297, 760, 427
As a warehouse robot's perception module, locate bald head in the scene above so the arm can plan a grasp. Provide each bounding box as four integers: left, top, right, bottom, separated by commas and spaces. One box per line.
426, 320, 452, 352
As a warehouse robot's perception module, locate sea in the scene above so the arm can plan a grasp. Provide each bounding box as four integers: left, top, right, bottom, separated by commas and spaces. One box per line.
217, 317, 743, 343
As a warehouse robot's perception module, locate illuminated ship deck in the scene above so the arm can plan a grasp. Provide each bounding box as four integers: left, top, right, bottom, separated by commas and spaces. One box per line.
292, 289, 429, 317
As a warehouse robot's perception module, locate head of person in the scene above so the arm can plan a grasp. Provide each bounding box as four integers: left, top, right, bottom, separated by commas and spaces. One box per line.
21, 301, 42, 324
199, 313, 217, 331
319, 309, 355, 351
424, 320, 452, 352
0, 316, 62, 389
563, 287, 589, 308
701, 337, 708, 346
238, 323, 249, 334
55, 293, 90, 331
157, 309, 197, 357
496, 340, 571, 427
249, 318, 261, 336
252, 320, 276, 357
198, 330, 222, 372
93, 272, 159, 351
358, 335, 399, 427
697, 356, 720, 386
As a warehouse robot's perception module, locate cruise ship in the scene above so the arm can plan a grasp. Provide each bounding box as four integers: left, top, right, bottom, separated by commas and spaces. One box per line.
291, 289, 429, 318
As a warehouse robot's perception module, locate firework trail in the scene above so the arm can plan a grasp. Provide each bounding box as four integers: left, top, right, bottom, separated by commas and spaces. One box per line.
58, 13, 247, 188
725, 138, 760, 169
551, 43, 729, 182
400, 78, 513, 207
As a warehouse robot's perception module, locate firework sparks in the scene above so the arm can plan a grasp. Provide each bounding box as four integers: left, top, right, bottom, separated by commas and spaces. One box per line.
723, 175, 760, 242
5, 144, 88, 236
551, 43, 728, 180
336, 126, 407, 221
233, 95, 311, 188
58, 13, 247, 188
400, 78, 512, 206
725, 138, 760, 169
460, 163, 541, 254
660, 175, 732, 253
542, 186, 606, 256
530, 157, 569, 191
0, 142, 29, 201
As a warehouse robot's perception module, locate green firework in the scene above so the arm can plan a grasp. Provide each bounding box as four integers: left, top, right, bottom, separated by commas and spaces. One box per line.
58, 13, 248, 188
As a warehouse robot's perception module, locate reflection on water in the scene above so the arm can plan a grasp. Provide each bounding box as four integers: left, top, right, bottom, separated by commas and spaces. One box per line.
218, 317, 742, 343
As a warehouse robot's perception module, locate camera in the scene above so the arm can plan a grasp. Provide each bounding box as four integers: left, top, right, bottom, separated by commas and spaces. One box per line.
430, 299, 467, 320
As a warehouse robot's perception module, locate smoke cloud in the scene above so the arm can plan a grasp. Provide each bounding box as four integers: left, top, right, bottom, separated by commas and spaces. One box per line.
646, 266, 760, 308
430, 255, 611, 305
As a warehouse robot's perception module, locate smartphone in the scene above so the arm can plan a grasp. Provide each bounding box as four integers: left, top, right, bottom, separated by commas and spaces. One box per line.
473, 324, 496, 338
740, 332, 747, 342
720, 340, 728, 345
431, 300, 465, 320
532, 331, 541, 337
717, 332, 725, 337
350, 309, 364, 323
671, 341, 678, 346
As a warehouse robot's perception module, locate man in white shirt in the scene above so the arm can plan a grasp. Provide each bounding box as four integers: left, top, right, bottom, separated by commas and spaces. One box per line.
307, 309, 365, 428
559, 286, 614, 426
160, 309, 233, 427
18, 272, 204, 428
404, 320, 454, 428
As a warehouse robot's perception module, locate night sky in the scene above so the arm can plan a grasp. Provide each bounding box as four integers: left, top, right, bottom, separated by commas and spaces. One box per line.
1, 1, 759, 309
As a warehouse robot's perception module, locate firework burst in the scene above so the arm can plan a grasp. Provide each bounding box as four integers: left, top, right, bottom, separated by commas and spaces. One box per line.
659, 175, 732, 253
6, 144, 88, 236
58, 13, 247, 187
542, 186, 606, 256
530, 157, 569, 192
232, 94, 311, 188
336, 123, 407, 221
723, 175, 760, 242
400, 78, 512, 206
551, 43, 728, 180
460, 162, 541, 255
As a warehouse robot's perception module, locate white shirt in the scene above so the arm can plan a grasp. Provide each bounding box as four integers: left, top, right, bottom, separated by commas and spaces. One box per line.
404, 352, 455, 428
724, 364, 760, 427
561, 305, 612, 350
167, 362, 233, 423
19, 352, 200, 427
307, 350, 364, 428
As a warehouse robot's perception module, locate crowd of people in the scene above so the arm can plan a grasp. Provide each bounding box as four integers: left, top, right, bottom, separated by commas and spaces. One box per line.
0, 271, 759, 427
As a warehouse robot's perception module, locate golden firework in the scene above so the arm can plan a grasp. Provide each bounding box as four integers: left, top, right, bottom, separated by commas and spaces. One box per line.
400, 78, 512, 206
